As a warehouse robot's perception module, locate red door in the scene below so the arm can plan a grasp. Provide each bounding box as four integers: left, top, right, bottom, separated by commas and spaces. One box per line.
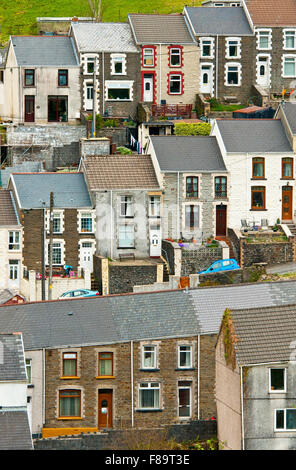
24, 96, 35, 122
216, 205, 227, 236
282, 186, 293, 221
98, 390, 113, 429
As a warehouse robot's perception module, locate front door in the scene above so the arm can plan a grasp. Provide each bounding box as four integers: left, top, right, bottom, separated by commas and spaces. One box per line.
98, 390, 113, 429
143, 76, 153, 102
257, 56, 270, 88
80, 242, 93, 273
85, 83, 94, 110
8, 260, 20, 289
282, 186, 293, 221
24, 96, 35, 122
216, 205, 227, 236
200, 64, 213, 95
149, 225, 161, 257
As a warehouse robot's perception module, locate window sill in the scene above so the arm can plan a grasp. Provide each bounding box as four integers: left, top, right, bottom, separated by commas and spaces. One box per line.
106, 99, 133, 102
139, 368, 160, 372
281, 178, 294, 180
57, 417, 83, 420
117, 247, 136, 250
175, 368, 196, 371
27, 384, 34, 388
225, 83, 241, 87
250, 208, 267, 211
96, 376, 115, 379
60, 376, 80, 380
136, 409, 163, 413
251, 178, 266, 180
57, 86, 69, 88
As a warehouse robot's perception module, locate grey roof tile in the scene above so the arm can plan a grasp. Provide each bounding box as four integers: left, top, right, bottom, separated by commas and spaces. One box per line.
0, 333, 27, 381
0, 190, 19, 226
185, 6, 253, 35
0, 410, 33, 450
280, 102, 296, 135
150, 135, 227, 172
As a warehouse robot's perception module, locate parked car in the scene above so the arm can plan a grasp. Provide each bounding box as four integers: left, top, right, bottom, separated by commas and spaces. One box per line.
59, 289, 100, 299
198, 259, 240, 275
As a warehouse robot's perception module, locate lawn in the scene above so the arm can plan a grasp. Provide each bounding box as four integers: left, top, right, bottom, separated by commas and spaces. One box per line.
0, 0, 202, 44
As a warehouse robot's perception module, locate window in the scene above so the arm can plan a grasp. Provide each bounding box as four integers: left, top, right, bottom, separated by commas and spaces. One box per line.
225, 63, 241, 86
169, 47, 181, 67
111, 55, 126, 75
284, 30, 296, 49
201, 38, 214, 58
269, 368, 286, 392
252, 157, 265, 178
283, 56, 296, 77
178, 345, 192, 369
26, 359, 32, 384
215, 176, 227, 198
226, 38, 241, 58
52, 213, 62, 234
59, 390, 81, 418
142, 346, 156, 369
118, 225, 134, 248
24, 69, 35, 86
87, 84, 93, 101
51, 242, 62, 265
168, 73, 182, 94
105, 80, 133, 101
0, 71, 3, 83
58, 69, 68, 86
120, 196, 133, 217
143, 48, 155, 67
149, 196, 161, 217
186, 176, 198, 198
139, 382, 160, 409
257, 30, 272, 50
275, 409, 296, 431
98, 352, 113, 376
178, 382, 192, 418
80, 212, 93, 232
48, 96, 68, 122
62, 352, 78, 377
87, 57, 95, 74
185, 205, 199, 229
251, 186, 265, 210
282, 158, 293, 178
9, 260, 19, 280
8, 231, 20, 250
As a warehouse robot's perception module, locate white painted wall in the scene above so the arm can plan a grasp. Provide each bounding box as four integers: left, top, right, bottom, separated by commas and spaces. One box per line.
25, 350, 44, 436
0, 226, 23, 292
0, 383, 27, 407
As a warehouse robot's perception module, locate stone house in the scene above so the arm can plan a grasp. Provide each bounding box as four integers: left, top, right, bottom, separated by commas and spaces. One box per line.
7, 172, 96, 280
146, 135, 228, 240
216, 303, 296, 450
0, 36, 81, 124
184, 5, 254, 103
0, 190, 23, 293
128, 14, 199, 108
245, 0, 296, 97
70, 22, 140, 120
81, 153, 162, 259
211, 118, 295, 228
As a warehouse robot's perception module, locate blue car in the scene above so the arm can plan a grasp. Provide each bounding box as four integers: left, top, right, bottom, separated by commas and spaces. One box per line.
59, 289, 100, 299
198, 259, 240, 275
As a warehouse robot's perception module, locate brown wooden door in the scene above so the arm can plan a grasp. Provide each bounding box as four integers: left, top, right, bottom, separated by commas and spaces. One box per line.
24, 96, 35, 122
282, 186, 293, 221
216, 205, 227, 236
98, 390, 113, 429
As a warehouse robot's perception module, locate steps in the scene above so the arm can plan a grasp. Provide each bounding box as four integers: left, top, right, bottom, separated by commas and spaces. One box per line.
91, 274, 99, 291
287, 224, 296, 236
215, 236, 235, 259
160, 256, 170, 282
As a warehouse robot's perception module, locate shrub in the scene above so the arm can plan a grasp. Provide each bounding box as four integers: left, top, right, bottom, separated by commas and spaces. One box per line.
174, 122, 211, 136
116, 146, 132, 155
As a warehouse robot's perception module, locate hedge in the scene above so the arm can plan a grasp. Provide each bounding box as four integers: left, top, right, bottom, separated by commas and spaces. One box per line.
174, 122, 211, 136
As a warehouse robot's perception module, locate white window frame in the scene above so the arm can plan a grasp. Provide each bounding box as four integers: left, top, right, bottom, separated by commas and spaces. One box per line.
225, 62, 242, 86
26, 358, 32, 384
183, 203, 200, 231
78, 210, 95, 234
8, 231, 21, 251
274, 409, 296, 431
149, 195, 161, 218
283, 29, 296, 50
138, 382, 160, 410
178, 384, 192, 419
178, 345, 193, 369
169, 47, 181, 67
200, 37, 215, 59
169, 74, 182, 95
256, 29, 272, 51
46, 209, 64, 234
45, 239, 65, 266
143, 48, 155, 67
82, 54, 99, 75
9, 260, 19, 280
119, 195, 134, 218
141, 345, 157, 369
269, 368, 287, 393
83, 79, 99, 111
111, 53, 127, 76
118, 224, 135, 248
225, 37, 241, 59
282, 55, 296, 78
105, 80, 134, 102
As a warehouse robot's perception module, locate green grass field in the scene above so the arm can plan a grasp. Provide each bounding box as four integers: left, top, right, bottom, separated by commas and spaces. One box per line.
0, 0, 202, 44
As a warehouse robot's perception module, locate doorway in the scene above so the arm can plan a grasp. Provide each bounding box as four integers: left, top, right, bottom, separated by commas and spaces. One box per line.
48, 96, 68, 122
98, 389, 113, 429
216, 204, 227, 236
257, 55, 270, 88
80, 242, 93, 273
24, 96, 35, 122
143, 75, 154, 102
282, 186, 293, 222
200, 64, 213, 95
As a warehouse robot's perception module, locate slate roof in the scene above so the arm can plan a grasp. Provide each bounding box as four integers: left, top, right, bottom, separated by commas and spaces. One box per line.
1, 281, 296, 350
11, 36, 79, 67
71, 22, 138, 53
128, 14, 196, 44
0, 410, 33, 450
0, 190, 20, 226
184, 6, 253, 36
215, 119, 293, 153
230, 304, 296, 365
246, 0, 296, 26
0, 333, 27, 382
280, 102, 296, 135
82, 154, 161, 190
11, 173, 92, 209
150, 135, 227, 172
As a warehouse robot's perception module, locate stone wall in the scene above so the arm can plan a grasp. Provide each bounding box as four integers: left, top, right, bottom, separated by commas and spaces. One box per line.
181, 247, 222, 276
241, 240, 293, 267
34, 420, 217, 450
108, 264, 158, 294
227, 228, 241, 262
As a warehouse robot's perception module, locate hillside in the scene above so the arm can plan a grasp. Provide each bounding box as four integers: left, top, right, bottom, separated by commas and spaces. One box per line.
0, 0, 202, 44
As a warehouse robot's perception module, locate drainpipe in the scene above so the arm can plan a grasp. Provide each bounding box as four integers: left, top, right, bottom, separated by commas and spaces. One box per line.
102, 52, 105, 116
131, 340, 134, 427
42, 348, 45, 426
240, 366, 245, 450
198, 334, 200, 419
110, 190, 113, 259
177, 172, 180, 239
216, 35, 219, 99
159, 44, 162, 103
